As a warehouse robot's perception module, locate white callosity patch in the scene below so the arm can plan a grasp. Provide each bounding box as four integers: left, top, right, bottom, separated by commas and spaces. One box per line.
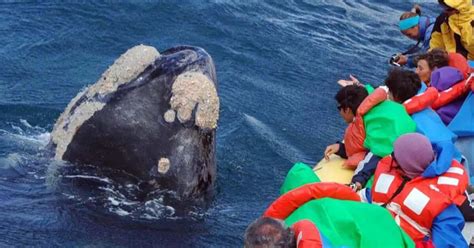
163, 109, 176, 123
50, 45, 160, 160
157, 158, 170, 174
170, 72, 219, 129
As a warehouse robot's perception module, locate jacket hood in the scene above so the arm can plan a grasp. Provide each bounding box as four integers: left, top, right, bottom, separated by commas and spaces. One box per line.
430, 66, 463, 91
422, 140, 456, 177
443, 0, 472, 12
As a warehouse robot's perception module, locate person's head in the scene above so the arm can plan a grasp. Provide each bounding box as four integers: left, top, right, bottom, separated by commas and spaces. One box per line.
384, 68, 421, 103
414, 49, 449, 84
393, 133, 435, 179
244, 217, 295, 248
414, 54, 431, 84
399, 5, 421, 40
335, 85, 368, 123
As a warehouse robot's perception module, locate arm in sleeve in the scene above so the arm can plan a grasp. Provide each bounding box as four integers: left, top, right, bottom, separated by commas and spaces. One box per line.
335, 141, 348, 159
429, 15, 445, 51
351, 153, 381, 187
404, 87, 439, 114
431, 204, 468, 248
357, 88, 388, 116
432, 81, 470, 110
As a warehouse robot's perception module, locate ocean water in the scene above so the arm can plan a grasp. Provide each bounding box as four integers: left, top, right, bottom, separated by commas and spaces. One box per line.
0, 1, 442, 247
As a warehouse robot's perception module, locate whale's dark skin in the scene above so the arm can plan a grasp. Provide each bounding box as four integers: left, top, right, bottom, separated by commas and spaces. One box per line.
53, 46, 218, 200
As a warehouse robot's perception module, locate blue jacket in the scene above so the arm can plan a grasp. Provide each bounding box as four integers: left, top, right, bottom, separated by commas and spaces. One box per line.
406, 16, 436, 68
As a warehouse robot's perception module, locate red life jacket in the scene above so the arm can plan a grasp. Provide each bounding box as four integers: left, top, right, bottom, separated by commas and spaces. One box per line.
371, 156, 467, 241
264, 183, 360, 219
344, 88, 388, 168
404, 87, 438, 114
448, 53, 470, 79
402, 76, 472, 112
432, 75, 473, 110
292, 220, 323, 248
263, 183, 360, 248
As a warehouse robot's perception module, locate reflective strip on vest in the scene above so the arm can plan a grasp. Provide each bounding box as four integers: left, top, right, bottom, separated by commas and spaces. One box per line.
446, 167, 464, 175
374, 173, 394, 194
403, 188, 430, 215
386, 202, 431, 237
297, 231, 303, 247
437, 176, 459, 186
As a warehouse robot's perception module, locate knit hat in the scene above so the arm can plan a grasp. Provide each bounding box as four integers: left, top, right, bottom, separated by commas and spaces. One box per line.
393, 133, 435, 179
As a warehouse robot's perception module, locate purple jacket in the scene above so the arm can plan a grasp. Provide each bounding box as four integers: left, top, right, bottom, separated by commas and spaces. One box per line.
430, 67, 466, 125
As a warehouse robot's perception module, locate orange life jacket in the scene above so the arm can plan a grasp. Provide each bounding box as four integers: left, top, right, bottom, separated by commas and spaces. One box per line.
344, 88, 388, 168
432, 75, 473, 110
403, 87, 438, 114
371, 156, 467, 241
264, 182, 360, 219
292, 220, 324, 248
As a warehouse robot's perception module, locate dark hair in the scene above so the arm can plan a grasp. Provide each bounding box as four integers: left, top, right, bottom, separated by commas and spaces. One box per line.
244, 217, 295, 248
385, 68, 421, 103
438, 0, 456, 11
414, 48, 449, 70
400, 4, 421, 20
335, 85, 368, 114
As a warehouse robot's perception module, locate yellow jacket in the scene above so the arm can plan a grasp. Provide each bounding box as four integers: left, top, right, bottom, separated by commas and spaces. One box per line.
430, 0, 474, 60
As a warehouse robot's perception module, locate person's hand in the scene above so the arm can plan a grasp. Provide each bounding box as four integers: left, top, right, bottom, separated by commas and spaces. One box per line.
396, 55, 408, 65
337, 74, 360, 87
348, 182, 362, 192
324, 143, 340, 160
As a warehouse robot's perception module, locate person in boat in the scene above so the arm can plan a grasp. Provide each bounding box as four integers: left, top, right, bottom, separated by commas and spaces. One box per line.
243, 217, 296, 248
358, 133, 469, 247
246, 187, 415, 248
326, 78, 415, 191
430, 0, 474, 60
392, 4, 435, 68
415, 49, 471, 124
415, 49, 474, 186
244, 216, 331, 248
383, 68, 474, 221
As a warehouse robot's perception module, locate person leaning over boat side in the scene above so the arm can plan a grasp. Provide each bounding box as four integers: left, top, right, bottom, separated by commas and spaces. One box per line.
243, 216, 326, 248
430, 0, 474, 60
383, 68, 474, 221
415, 49, 471, 124
415, 49, 474, 186
393, 4, 436, 68
324, 83, 415, 191
246, 183, 415, 248
359, 133, 469, 247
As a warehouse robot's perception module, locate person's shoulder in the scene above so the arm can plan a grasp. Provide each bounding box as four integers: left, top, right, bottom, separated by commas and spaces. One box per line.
433, 13, 448, 32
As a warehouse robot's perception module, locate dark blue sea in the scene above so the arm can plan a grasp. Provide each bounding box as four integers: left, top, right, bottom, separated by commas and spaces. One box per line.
0, 1, 443, 247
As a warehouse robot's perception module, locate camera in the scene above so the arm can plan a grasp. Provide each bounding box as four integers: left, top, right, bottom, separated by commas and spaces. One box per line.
389, 53, 402, 66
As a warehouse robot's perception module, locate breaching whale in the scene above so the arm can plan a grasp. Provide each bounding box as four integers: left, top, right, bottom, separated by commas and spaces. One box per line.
49, 45, 219, 200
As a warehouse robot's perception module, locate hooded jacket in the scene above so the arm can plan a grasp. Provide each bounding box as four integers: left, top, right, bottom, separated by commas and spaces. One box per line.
406, 16, 436, 68
430, 0, 474, 59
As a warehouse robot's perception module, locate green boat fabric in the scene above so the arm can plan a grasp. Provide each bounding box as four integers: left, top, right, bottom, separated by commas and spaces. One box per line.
279, 163, 414, 248
365, 84, 375, 94
280, 162, 320, 195
285, 198, 415, 248
363, 101, 416, 157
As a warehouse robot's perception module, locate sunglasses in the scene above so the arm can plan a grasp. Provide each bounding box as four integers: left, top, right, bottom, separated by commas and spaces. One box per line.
337, 105, 343, 111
